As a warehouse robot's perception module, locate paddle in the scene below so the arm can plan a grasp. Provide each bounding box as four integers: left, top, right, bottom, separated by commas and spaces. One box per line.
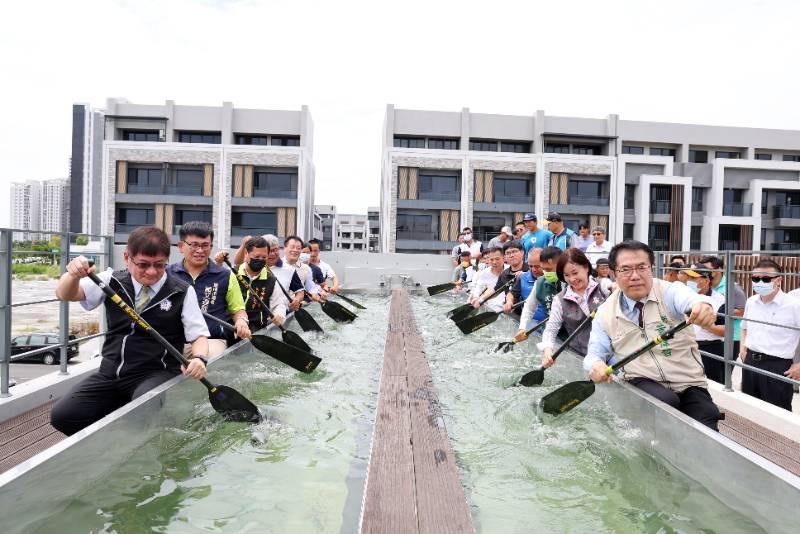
315, 297, 358, 323
85, 270, 262, 423
518, 311, 596, 387
455, 301, 523, 335
202, 312, 320, 373
446, 279, 513, 321
260, 259, 324, 333
427, 281, 456, 296
333, 292, 366, 310
223, 258, 314, 354
495, 318, 550, 353
539, 320, 691, 416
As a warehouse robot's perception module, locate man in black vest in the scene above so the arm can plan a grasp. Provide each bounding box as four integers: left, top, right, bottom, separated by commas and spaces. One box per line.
50, 226, 210, 436
232, 236, 288, 330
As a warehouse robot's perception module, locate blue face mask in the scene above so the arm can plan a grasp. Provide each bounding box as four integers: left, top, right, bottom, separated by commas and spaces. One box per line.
686, 280, 699, 293
752, 281, 775, 296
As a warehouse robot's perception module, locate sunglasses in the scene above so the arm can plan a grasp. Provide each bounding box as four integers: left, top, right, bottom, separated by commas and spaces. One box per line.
752, 276, 777, 283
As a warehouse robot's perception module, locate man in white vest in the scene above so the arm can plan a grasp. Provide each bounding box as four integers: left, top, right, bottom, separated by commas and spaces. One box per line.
583, 240, 722, 430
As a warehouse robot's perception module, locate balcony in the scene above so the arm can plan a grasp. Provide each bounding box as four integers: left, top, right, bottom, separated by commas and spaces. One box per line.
115, 223, 146, 234
253, 188, 297, 199
648, 239, 670, 251
723, 203, 753, 217
771, 242, 800, 251
126, 183, 203, 196
231, 226, 277, 236
396, 231, 439, 241
718, 240, 740, 250
774, 205, 800, 219
650, 200, 671, 214
416, 191, 460, 202
569, 195, 610, 207
493, 194, 535, 204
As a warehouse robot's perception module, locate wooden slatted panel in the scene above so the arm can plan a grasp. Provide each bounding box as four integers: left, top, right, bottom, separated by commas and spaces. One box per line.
287, 207, 296, 236
669, 184, 684, 251
233, 165, 243, 197
408, 168, 418, 200
164, 205, 174, 235
277, 208, 287, 237
398, 167, 409, 200
440, 210, 451, 242
154, 204, 165, 231
243, 165, 254, 198
474, 170, 484, 203
484, 170, 494, 203
451, 211, 460, 241
116, 160, 127, 194
202, 163, 213, 196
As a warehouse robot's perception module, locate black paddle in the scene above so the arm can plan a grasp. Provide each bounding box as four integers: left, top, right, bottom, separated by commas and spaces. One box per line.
427, 281, 456, 296
333, 292, 366, 310
261, 260, 324, 333
455, 301, 523, 335
223, 258, 314, 354
495, 318, 549, 353
446, 279, 513, 321
539, 320, 691, 416
85, 270, 262, 423
317, 298, 358, 323
202, 312, 321, 373
518, 311, 597, 387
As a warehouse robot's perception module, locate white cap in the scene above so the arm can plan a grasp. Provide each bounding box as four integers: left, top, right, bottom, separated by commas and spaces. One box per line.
501, 226, 513, 236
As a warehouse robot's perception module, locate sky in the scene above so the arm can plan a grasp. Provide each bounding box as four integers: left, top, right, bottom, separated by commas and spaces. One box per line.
1, 0, 799, 226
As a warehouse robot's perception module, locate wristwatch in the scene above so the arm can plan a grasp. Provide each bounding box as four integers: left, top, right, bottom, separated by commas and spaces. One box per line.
192, 355, 209, 367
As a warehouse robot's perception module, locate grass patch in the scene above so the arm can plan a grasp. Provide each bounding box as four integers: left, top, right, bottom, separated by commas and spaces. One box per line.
12, 263, 60, 279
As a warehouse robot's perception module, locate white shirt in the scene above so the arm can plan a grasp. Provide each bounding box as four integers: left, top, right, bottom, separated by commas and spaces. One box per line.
282, 256, 319, 295
742, 290, 800, 359
584, 240, 612, 267
470, 268, 505, 312
79, 269, 210, 342
315, 260, 337, 281
694, 291, 725, 342
459, 241, 483, 258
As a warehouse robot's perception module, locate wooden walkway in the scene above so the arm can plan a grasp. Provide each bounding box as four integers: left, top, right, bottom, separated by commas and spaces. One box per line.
360, 289, 474, 534
0, 401, 64, 475
720, 410, 800, 476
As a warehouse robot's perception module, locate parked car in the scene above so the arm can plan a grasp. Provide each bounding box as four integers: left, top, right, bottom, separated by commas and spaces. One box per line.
10, 333, 79, 365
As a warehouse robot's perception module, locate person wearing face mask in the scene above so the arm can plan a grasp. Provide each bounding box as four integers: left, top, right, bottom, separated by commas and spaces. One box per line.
234, 236, 288, 329
452, 250, 477, 291
506, 248, 546, 319
458, 227, 483, 261
515, 246, 564, 341
684, 266, 727, 383
739, 260, 800, 411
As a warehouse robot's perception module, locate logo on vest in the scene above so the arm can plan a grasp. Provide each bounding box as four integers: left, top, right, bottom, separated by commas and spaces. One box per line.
160, 300, 172, 312
655, 321, 672, 357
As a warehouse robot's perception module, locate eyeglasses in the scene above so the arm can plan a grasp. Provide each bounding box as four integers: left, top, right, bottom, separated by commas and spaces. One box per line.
592, 233, 603, 236
615, 264, 652, 277
752, 275, 777, 283
182, 241, 212, 251
131, 260, 167, 271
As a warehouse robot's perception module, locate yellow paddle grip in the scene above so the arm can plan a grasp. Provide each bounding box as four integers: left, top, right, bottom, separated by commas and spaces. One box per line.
604, 366, 613, 375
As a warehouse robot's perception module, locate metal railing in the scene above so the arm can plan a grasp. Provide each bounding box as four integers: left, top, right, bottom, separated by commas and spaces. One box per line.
0, 228, 114, 397
722, 203, 753, 216
650, 199, 672, 214
491, 194, 535, 204
773, 205, 800, 219
416, 192, 460, 202
568, 195, 610, 206
655, 249, 800, 397
396, 231, 439, 241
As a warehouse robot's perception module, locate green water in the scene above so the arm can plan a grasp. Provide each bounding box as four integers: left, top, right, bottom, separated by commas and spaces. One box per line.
30, 296, 389, 534
412, 295, 765, 534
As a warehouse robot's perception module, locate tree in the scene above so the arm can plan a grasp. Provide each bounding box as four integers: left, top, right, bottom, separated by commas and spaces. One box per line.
75, 235, 89, 246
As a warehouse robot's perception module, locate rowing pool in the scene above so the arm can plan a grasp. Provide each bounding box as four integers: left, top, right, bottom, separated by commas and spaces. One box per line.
10, 293, 764, 532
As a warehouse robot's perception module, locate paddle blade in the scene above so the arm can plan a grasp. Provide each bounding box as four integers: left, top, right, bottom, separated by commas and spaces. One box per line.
451, 308, 479, 324
251, 334, 322, 373
336, 294, 366, 310
455, 311, 500, 334
293, 308, 324, 333
540, 380, 596, 416
321, 300, 357, 323
494, 341, 515, 353
518, 366, 545, 387
427, 282, 456, 296
208, 385, 262, 423
446, 303, 472, 319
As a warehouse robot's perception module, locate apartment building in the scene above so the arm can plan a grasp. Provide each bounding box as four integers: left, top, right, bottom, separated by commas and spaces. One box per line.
335, 213, 369, 251
10, 181, 42, 241
368, 206, 380, 252
315, 205, 337, 251
380, 105, 800, 253
40, 179, 70, 234
71, 98, 316, 246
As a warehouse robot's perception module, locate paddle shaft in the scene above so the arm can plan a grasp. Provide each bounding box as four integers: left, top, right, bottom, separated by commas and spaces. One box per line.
85, 271, 217, 391
549, 310, 596, 362
604, 320, 691, 376
334, 292, 366, 309
447, 279, 512, 317
223, 258, 287, 333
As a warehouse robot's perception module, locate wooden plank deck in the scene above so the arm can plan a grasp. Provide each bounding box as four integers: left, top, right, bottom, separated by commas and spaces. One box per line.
720, 410, 800, 476
361, 289, 474, 534
0, 400, 65, 475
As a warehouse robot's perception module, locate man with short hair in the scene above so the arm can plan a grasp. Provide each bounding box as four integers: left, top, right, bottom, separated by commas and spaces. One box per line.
308, 238, 339, 298
506, 247, 542, 316
513, 222, 526, 241
585, 226, 612, 268
451, 233, 465, 267
699, 255, 747, 358
495, 240, 528, 294
684, 265, 727, 384
515, 246, 564, 339
168, 221, 250, 356
488, 226, 514, 249
458, 227, 483, 260
594, 257, 615, 294
283, 235, 322, 306
469, 247, 507, 312
519, 213, 552, 262
576, 223, 592, 252
51, 226, 210, 436
583, 240, 721, 430
545, 211, 580, 251
234, 236, 288, 329
739, 259, 800, 411
663, 261, 682, 283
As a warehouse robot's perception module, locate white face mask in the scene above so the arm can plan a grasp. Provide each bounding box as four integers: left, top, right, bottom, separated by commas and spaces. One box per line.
686, 280, 699, 293
752, 281, 775, 296
464, 233, 473, 242
299, 252, 310, 264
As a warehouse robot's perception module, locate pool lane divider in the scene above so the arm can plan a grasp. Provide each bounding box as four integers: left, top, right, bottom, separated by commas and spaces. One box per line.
359, 289, 475, 534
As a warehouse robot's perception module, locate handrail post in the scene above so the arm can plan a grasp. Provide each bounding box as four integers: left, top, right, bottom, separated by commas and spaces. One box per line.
0, 229, 13, 397
655, 251, 664, 279
58, 231, 70, 375
723, 249, 734, 392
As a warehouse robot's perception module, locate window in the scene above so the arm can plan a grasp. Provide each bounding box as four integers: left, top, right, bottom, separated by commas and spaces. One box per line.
127, 167, 163, 194
622, 145, 644, 155
271, 136, 300, 147
648, 223, 670, 251
623, 223, 634, 240
354, 232, 364, 239
691, 188, 704, 212
723, 188, 744, 204
545, 143, 570, 154
122, 129, 159, 142
396, 213, 435, 240
761, 228, 767, 251
783, 155, 800, 162
418, 173, 460, 201
342, 243, 351, 249
572, 145, 600, 155
177, 131, 221, 144
470, 139, 499, 152
691, 226, 702, 250
175, 208, 212, 227
762, 190, 768, 215
394, 136, 426, 148
718, 225, 740, 250
231, 211, 277, 236
650, 185, 671, 214
473, 215, 507, 243
716, 151, 740, 159
568, 180, 605, 203
689, 150, 708, 163
492, 177, 530, 202
354, 243, 364, 250
500, 141, 531, 153
625, 185, 636, 209
168, 168, 204, 195
650, 147, 676, 158
29, 335, 47, 345
235, 134, 269, 145
428, 138, 459, 150
254, 170, 298, 198
116, 206, 155, 232
755, 153, 772, 160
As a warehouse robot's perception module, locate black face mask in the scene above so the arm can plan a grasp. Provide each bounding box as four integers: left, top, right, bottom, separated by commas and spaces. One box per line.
248, 258, 266, 272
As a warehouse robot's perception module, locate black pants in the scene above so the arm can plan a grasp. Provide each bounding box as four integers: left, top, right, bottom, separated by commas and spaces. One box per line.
50, 368, 179, 436
698, 340, 726, 384
742, 351, 793, 412
628, 377, 722, 431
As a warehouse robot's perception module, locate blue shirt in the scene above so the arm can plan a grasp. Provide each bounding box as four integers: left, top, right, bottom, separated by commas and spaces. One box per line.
582, 281, 707, 374
520, 228, 553, 260
549, 228, 577, 251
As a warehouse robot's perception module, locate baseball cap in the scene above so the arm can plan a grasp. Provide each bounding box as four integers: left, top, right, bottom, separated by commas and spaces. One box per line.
500, 226, 513, 236
545, 211, 562, 223
684, 264, 711, 279
523, 212, 537, 222
596, 258, 610, 266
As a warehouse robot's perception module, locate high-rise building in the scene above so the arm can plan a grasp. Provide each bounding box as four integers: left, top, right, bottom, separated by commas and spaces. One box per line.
40, 179, 70, 234
315, 205, 337, 251
70, 104, 104, 235
10, 181, 42, 241
72, 98, 316, 246
368, 206, 380, 252
335, 213, 369, 251
381, 105, 800, 253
